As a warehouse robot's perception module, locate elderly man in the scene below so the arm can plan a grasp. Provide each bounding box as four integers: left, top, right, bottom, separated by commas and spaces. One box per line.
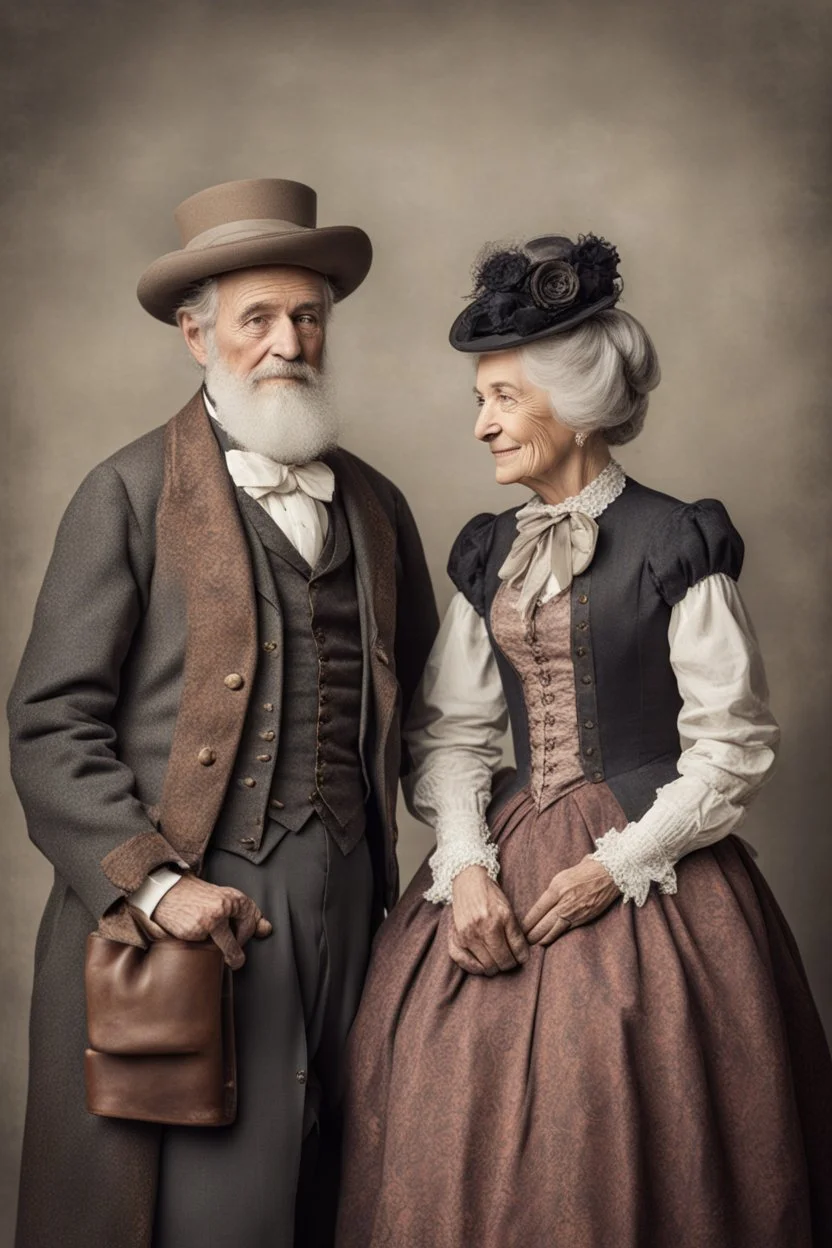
9, 178, 438, 1248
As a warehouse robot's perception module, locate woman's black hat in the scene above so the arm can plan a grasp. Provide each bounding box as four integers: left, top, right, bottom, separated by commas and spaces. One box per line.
449, 233, 622, 353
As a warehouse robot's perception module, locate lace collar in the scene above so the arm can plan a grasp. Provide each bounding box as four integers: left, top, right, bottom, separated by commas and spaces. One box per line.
521, 458, 626, 522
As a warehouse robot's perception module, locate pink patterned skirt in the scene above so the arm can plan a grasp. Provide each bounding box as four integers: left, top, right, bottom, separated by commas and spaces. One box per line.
336, 782, 832, 1248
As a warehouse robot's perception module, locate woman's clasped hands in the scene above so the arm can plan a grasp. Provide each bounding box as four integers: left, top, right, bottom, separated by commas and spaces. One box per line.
449, 857, 620, 975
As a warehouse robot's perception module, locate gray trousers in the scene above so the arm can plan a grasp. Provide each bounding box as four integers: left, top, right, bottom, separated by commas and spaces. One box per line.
153, 816, 374, 1248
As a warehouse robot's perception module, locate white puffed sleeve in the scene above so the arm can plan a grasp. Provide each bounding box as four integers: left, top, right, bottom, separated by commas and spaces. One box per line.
592, 572, 780, 905
402, 592, 509, 904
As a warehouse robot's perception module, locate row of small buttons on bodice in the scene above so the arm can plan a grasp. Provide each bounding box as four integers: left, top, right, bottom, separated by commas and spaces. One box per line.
573, 589, 603, 782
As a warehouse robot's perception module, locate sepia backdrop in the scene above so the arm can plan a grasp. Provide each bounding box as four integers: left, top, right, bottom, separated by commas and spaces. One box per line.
2, 0, 830, 1234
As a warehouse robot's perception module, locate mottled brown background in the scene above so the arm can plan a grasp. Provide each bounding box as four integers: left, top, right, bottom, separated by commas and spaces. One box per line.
1, 0, 830, 1235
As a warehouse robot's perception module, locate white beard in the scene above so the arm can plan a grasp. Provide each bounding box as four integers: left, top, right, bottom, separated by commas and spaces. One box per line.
204, 345, 341, 464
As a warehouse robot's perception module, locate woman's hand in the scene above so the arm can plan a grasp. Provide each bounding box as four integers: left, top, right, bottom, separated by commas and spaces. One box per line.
522, 856, 620, 946
449, 865, 529, 976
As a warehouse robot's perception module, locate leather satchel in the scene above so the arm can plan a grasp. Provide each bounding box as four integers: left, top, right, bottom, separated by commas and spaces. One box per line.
84, 932, 236, 1127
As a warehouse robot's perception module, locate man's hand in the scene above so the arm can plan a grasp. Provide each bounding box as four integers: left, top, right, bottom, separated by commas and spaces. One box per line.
146, 875, 272, 970
522, 856, 620, 946
449, 865, 528, 976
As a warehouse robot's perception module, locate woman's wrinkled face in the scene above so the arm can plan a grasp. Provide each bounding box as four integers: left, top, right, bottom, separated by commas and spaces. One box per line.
474, 350, 574, 486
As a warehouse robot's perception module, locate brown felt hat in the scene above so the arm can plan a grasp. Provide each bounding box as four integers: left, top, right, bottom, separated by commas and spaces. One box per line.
137, 178, 373, 324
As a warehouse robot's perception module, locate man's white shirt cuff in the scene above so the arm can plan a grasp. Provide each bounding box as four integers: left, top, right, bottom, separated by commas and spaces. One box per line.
128, 866, 183, 918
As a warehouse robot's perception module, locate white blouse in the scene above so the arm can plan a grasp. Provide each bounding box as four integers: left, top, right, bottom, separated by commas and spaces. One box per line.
403, 572, 780, 907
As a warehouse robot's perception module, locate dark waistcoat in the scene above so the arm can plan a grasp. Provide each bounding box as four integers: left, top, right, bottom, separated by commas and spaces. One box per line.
211, 488, 366, 860
478, 480, 703, 824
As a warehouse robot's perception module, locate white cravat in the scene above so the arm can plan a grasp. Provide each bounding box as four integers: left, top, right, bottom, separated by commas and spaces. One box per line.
224, 448, 334, 568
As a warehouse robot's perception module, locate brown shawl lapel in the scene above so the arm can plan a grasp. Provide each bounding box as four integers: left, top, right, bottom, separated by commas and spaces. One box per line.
153, 392, 259, 865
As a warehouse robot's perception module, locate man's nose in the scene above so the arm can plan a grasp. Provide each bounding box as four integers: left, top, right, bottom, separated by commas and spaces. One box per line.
267, 315, 302, 361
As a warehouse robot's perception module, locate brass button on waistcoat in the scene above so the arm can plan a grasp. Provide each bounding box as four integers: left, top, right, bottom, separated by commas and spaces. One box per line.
239, 836, 257, 848
240, 776, 256, 788
576, 647, 587, 657
581, 675, 592, 686
256, 753, 272, 763
593, 770, 603, 782
263, 641, 277, 652
577, 593, 589, 605
584, 719, 595, 730
224, 673, 245, 690
260, 730, 275, 741
585, 746, 595, 756
577, 620, 589, 632
197, 747, 216, 767
263, 702, 274, 712
296, 1070, 307, 1085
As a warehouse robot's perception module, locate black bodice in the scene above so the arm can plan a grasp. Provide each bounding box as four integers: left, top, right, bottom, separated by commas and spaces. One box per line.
448, 477, 744, 824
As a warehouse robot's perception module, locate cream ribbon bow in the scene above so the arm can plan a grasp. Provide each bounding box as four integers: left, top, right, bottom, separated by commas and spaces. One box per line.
224, 449, 335, 502
498, 501, 599, 622
225, 449, 335, 566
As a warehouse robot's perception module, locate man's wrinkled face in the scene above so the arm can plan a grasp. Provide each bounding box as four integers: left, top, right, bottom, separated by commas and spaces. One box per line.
178, 265, 339, 463
182, 265, 327, 377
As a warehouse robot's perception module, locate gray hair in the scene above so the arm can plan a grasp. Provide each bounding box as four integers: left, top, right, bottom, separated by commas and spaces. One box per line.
176, 277, 220, 331
519, 309, 661, 445
175, 272, 337, 333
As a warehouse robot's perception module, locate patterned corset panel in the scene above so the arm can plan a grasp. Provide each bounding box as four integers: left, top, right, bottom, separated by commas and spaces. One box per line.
490, 582, 585, 808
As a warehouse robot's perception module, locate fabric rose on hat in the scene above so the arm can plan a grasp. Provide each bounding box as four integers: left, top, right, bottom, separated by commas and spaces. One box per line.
529, 259, 580, 311
572, 234, 621, 302
472, 247, 531, 296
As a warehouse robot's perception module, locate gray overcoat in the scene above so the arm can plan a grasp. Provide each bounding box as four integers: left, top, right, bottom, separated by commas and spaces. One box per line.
9, 392, 438, 1247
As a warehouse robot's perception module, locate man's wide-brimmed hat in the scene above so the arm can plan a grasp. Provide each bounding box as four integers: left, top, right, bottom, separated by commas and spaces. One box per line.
137, 178, 373, 324
449, 233, 622, 353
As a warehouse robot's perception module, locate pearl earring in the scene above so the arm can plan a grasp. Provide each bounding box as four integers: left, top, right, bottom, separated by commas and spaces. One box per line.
575, 431, 588, 448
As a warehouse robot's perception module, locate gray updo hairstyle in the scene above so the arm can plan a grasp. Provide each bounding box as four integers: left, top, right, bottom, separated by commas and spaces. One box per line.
519, 309, 661, 445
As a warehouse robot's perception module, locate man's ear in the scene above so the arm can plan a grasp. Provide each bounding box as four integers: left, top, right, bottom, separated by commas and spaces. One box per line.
179, 313, 209, 367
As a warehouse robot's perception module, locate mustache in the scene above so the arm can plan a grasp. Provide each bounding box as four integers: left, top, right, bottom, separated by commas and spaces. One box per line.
248, 359, 319, 385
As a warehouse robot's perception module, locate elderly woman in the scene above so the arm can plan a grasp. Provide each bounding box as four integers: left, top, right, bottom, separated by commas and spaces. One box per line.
336, 236, 832, 1247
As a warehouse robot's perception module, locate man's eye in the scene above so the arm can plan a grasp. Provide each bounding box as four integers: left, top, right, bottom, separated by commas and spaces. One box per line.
247, 316, 267, 328
296, 314, 319, 326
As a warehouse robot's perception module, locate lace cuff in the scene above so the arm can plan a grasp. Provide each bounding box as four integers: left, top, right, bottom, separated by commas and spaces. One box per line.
423, 814, 500, 906
591, 825, 678, 907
